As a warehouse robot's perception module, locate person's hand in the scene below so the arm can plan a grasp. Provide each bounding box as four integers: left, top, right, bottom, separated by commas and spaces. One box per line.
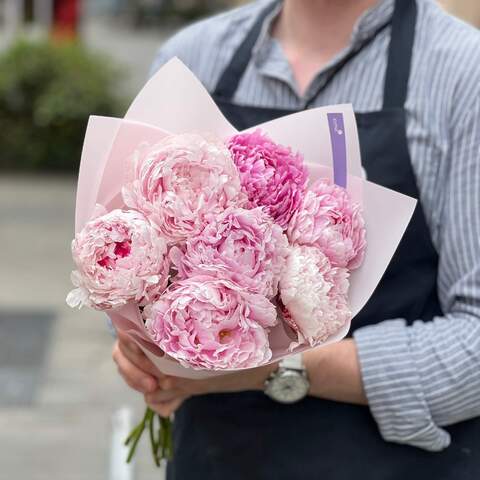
112, 331, 189, 416
112, 330, 161, 394
113, 330, 279, 416
144, 362, 279, 417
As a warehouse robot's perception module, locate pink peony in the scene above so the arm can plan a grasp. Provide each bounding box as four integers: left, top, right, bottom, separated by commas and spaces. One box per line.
122, 133, 245, 244
279, 245, 351, 349
144, 276, 278, 370
169, 207, 288, 298
287, 179, 366, 269
66, 206, 169, 310
228, 130, 308, 229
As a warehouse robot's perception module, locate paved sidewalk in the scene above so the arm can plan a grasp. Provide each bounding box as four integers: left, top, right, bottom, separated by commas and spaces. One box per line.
0, 175, 164, 480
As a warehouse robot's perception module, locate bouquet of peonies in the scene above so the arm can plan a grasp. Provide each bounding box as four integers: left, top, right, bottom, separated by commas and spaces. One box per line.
67, 59, 416, 465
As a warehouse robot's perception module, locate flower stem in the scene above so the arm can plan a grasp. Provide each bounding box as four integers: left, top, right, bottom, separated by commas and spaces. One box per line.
125, 407, 173, 466
125, 407, 150, 463
148, 409, 161, 467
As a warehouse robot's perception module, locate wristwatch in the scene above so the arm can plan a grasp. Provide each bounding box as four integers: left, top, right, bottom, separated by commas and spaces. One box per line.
264, 354, 310, 404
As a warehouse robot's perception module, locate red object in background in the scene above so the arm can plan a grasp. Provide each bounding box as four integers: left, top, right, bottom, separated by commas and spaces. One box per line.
52, 0, 80, 39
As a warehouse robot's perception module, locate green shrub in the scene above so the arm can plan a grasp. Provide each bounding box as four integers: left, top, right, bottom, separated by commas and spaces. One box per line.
0, 40, 126, 171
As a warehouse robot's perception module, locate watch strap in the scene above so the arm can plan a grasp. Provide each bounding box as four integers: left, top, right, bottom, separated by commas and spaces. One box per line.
279, 353, 303, 371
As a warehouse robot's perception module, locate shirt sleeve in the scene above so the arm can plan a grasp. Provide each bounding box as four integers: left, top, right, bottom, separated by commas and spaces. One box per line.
353, 93, 480, 452
149, 41, 177, 78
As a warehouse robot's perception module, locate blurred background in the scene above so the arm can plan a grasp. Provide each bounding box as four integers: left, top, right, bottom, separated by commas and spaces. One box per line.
0, 1, 478, 479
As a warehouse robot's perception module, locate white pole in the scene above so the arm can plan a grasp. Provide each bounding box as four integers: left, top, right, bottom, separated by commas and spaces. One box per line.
110, 407, 136, 480
4, 0, 23, 41
33, 0, 54, 30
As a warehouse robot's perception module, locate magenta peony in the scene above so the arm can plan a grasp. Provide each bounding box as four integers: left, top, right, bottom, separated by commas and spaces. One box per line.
228, 130, 308, 229
144, 276, 278, 370
279, 245, 351, 349
122, 133, 245, 244
287, 179, 366, 269
169, 207, 288, 298
66, 206, 169, 310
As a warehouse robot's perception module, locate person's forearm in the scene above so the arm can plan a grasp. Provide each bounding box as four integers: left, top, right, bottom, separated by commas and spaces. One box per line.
303, 339, 367, 405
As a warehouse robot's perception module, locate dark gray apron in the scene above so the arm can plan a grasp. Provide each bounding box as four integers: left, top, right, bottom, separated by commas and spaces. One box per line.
167, 1, 480, 478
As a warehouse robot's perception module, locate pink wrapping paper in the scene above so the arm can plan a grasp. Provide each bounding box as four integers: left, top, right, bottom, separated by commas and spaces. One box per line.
74, 59, 417, 378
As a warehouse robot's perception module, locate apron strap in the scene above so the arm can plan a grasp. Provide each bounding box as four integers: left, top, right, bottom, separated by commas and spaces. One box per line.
213, 1, 279, 100
214, 1, 417, 110
302, 19, 391, 110
382, 0, 417, 109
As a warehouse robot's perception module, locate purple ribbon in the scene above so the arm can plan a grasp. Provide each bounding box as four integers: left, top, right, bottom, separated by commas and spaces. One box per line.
327, 113, 347, 188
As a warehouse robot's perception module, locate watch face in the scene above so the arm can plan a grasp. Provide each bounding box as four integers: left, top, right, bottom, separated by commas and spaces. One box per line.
266, 370, 309, 404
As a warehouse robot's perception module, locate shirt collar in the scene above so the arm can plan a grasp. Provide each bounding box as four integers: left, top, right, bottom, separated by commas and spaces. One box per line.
252, 0, 284, 63
354, 0, 395, 41
252, 0, 396, 86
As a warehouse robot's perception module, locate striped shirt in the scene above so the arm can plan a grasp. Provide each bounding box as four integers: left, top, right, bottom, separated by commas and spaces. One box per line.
150, 0, 480, 452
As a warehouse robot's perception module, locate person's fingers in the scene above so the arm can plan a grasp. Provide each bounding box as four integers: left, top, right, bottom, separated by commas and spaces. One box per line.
146, 396, 186, 417
157, 376, 177, 391
162, 377, 210, 396
117, 336, 163, 378
117, 330, 142, 353
112, 342, 157, 394
145, 388, 183, 404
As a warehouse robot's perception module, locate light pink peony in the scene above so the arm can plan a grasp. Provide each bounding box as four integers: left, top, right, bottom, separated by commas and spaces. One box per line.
279, 245, 351, 349
144, 276, 278, 370
228, 130, 308, 229
287, 179, 366, 269
66, 206, 169, 310
122, 133, 245, 244
169, 207, 288, 298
